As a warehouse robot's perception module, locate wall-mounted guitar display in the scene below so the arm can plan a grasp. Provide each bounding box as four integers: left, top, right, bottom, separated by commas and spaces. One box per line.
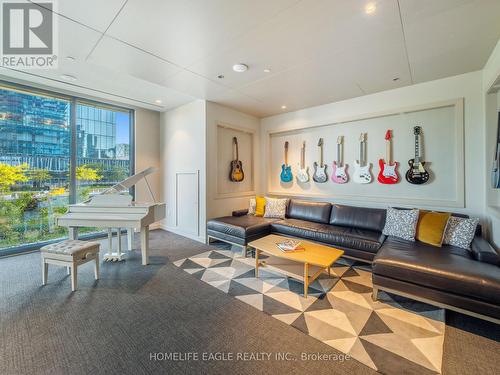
296, 141, 310, 183
405, 126, 430, 184
353, 133, 372, 184
331, 136, 348, 184
229, 136, 244, 182
378, 129, 399, 184
280, 141, 293, 182
313, 138, 328, 183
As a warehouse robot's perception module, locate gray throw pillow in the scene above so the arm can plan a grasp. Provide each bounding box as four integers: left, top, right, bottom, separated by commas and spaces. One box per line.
382, 207, 419, 241
263, 197, 288, 219
248, 198, 256, 215
443, 216, 479, 249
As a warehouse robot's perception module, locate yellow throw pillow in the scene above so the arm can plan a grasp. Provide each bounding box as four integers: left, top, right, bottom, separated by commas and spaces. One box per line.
255, 196, 266, 217
416, 210, 451, 247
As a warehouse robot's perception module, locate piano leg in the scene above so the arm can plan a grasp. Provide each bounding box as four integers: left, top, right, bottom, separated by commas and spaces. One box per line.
69, 227, 78, 240
127, 229, 134, 251
107, 228, 113, 260
140, 225, 149, 265
117, 227, 122, 258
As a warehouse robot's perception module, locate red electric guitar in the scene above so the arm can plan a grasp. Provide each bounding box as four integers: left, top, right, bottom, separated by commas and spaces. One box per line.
377, 130, 399, 184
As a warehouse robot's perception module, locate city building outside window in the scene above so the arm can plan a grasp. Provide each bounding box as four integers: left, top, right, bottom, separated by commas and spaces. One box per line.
0, 83, 133, 254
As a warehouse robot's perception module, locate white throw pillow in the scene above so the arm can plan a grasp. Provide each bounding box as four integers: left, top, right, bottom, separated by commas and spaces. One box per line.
248, 198, 256, 215
263, 197, 288, 219
443, 216, 479, 249
382, 207, 419, 241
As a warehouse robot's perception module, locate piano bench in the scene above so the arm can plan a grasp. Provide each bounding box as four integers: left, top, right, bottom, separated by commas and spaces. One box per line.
40, 240, 100, 292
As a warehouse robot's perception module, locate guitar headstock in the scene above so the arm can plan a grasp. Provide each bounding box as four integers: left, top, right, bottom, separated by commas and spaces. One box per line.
302, 141, 306, 148
413, 126, 422, 136
233, 137, 238, 145
337, 136, 343, 144
359, 133, 366, 142
385, 130, 392, 140
284, 141, 289, 149
318, 138, 323, 147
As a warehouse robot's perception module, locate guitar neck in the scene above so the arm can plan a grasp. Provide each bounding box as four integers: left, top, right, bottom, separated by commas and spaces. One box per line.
301, 147, 305, 168
337, 143, 341, 165
386, 140, 391, 163
319, 145, 323, 166
414, 135, 420, 164
359, 141, 364, 166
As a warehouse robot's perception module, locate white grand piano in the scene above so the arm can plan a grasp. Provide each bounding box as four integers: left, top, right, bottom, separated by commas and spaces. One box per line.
57, 167, 165, 265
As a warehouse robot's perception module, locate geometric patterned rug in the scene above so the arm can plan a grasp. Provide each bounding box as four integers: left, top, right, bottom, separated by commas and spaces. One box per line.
174, 244, 445, 375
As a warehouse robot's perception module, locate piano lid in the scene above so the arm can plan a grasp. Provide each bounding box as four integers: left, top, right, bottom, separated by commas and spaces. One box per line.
110, 167, 157, 192
83, 167, 158, 203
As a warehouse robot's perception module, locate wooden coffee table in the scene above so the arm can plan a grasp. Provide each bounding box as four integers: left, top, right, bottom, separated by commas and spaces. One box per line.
248, 234, 344, 298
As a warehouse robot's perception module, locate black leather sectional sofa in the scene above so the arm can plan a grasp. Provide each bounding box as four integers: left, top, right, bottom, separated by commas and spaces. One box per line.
207, 199, 500, 323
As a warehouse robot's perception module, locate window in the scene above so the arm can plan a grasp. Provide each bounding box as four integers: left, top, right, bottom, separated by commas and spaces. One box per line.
0, 83, 134, 254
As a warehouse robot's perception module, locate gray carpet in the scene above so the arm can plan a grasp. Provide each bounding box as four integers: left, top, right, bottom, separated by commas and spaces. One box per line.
0, 230, 498, 375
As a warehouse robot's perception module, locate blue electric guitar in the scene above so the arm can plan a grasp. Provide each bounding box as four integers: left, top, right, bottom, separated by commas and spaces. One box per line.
280, 141, 293, 182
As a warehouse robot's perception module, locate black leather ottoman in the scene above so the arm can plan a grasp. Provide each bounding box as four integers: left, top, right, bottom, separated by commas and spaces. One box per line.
207, 215, 279, 256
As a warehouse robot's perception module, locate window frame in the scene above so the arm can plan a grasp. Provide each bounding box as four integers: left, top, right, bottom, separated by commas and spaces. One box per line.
0, 80, 135, 256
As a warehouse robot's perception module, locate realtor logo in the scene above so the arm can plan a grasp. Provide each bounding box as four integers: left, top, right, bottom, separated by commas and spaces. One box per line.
1, 0, 58, 68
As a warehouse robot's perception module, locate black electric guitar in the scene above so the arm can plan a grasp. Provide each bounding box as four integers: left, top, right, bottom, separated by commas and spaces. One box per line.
405, 126, 429, 184
229, 137, 244, 182
491, 112, 500, 189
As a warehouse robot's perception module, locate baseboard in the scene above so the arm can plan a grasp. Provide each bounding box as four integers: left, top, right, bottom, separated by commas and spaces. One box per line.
159, 224, 206, 244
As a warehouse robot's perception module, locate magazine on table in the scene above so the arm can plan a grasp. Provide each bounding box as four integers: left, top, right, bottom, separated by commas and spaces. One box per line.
275, 239, 304, 252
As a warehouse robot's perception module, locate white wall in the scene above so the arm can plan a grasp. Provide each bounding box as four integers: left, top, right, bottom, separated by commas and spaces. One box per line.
260, 71, 487, 227
206, 101, 261, 219
160, 100, 207, 242
134, 108, 161, 209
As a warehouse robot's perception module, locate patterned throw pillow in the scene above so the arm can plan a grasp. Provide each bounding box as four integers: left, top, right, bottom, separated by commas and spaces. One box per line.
263, 197, 288, 219
443, 216, 479, 249
248, 198, 256, 215
382, 207, 419, 241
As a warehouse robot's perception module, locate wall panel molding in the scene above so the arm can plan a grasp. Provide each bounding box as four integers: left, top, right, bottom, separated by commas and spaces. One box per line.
266, 98, 465, 208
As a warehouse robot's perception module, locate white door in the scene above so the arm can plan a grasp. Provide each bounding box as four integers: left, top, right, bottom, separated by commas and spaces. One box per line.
176, 172, 199, 236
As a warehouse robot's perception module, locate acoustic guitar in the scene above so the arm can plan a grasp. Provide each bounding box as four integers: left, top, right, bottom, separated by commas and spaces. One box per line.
313, 138, 328, 183
296, 141, 310, 183
405, 126, 429, 184
377, 130, 399, 184
331, 136, 348, 184
229, 136, 244, 182
353, 133, 372, 184
280, 141, 293, 182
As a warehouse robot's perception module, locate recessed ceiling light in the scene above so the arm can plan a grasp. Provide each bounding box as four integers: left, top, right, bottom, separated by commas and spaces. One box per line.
66, 56, 76, 62
155, 99, 162, 104
365, 2, 376, 14
232, 63, 248, 73
60, 74, 77, 81
263, 68, 271, 73
281, 105, 287, 110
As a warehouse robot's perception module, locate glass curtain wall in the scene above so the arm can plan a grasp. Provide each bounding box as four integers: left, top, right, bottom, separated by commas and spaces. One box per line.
0, 84, 133, 254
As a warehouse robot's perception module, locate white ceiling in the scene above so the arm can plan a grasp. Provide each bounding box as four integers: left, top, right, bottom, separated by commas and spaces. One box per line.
1, 0, 499, 117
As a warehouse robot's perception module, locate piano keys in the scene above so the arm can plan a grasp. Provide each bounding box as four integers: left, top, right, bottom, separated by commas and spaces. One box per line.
56, 167, 165, 265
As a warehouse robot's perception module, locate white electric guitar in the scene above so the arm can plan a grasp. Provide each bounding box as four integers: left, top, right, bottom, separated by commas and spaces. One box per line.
313, 138, 328, 183
296, 141, 310, 183
331, 136, 348, 184
353, 133, 372, 184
